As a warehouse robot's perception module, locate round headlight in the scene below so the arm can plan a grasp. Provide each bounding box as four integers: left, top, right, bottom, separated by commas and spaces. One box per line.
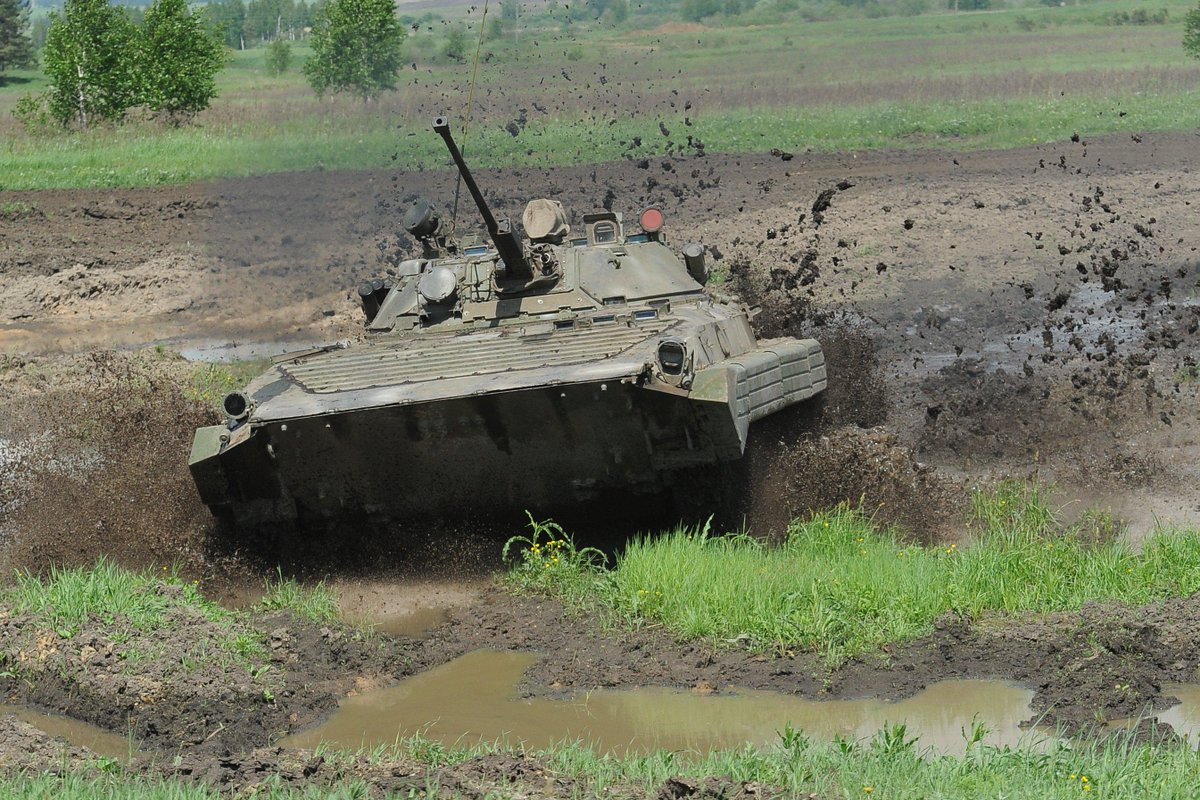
639, 207, 665, 234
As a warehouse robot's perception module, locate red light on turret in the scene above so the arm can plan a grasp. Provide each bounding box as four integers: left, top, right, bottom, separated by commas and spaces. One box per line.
639, 207, 664, 234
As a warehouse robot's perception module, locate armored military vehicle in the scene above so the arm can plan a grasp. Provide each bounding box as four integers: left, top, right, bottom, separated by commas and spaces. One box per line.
189, 117, 827, 527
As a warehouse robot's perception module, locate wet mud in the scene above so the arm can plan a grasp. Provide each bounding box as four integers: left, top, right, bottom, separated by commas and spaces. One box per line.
1, 132, 1199, 792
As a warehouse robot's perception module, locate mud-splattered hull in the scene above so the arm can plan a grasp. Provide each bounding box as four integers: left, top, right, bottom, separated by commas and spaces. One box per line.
192, 381, 738, 526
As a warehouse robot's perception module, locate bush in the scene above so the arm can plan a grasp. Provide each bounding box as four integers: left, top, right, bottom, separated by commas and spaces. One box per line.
442, 24, 467, 63
1188, 5, 1200, 58
681, 0, 723, 20
265, 37, 291, 75
11, 91, 54, 134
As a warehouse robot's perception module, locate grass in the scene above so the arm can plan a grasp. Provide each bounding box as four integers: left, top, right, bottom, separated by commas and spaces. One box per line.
1, 0, 1198, 189
6, 558, 228, 638
2, 560, 284, 675
184, 357, 272, 407
506, 481, 1200, 662
6, 725, 1200, 798
257, 570, 341, 624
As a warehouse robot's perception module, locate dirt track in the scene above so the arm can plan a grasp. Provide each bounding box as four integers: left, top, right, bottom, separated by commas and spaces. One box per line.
3, 131, 1196, 531
1, 132, 1199, 792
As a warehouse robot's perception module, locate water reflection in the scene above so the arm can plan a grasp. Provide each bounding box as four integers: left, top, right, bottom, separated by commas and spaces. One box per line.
285, 650, 1042, 756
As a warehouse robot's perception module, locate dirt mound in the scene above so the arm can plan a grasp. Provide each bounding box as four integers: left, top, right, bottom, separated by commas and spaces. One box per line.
0, 595, 414, 754
0, 255, 209, 323
0, 716, 102, 775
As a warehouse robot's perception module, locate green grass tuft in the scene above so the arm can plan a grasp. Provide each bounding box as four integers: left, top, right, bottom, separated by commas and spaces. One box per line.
7, 559, 226, 638
184, 358, 272, 408
257, 570, 341, 624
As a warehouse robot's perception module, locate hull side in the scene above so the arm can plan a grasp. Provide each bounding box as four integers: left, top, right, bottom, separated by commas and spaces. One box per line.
193, 382, 730, 526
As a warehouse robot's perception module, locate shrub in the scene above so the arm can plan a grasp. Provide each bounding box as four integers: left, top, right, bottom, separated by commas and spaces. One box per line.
265, 37, 291, 75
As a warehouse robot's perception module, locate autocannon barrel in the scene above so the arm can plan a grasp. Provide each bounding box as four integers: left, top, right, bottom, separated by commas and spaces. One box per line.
432, 116, 533, 281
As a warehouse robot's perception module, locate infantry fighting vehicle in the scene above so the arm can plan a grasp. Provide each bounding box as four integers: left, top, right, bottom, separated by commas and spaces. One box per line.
189, 117, 827, 528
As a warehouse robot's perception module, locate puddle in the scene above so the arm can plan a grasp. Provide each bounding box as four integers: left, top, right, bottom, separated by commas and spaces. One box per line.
284, 650, 1043, 756
0, 706, 139, 762
205, 582, 266, 611
913, 285, 1198, 377
1151, 685, 1200, 743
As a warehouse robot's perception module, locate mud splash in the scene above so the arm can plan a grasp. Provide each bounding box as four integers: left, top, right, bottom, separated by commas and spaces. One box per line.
285, 650, 1042, 756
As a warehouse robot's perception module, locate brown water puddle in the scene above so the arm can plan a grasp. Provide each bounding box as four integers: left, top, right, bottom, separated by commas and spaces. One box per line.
284, 650, 1044, 756
1106, 684, 1200, 744
1, 706, 140, 762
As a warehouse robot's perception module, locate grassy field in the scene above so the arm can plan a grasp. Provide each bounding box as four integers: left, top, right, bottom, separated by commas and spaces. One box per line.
1, 0, 1198, 189
505, 481, 1200, 663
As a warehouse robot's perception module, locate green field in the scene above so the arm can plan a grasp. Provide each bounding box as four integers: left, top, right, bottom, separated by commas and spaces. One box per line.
1, 0, 1198, 189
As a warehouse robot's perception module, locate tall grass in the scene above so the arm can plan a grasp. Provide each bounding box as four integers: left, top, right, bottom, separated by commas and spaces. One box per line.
257, 570, 341, 624
506, 482, 1200, 661
6, 559, 225, 637
1, 91, 1196, 190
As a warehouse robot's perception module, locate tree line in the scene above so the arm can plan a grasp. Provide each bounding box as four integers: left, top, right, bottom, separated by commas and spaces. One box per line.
207, 0, 317, 50
3, 0, 406, 128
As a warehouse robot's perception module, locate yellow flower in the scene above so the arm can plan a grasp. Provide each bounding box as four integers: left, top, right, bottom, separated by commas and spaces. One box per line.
863, 787, 874, 795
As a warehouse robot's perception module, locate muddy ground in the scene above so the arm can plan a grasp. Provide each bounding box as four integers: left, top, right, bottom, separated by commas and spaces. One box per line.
1, 132, 1199, 793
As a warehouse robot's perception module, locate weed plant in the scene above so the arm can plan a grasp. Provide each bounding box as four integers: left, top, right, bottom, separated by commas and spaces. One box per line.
503, 514, 608, 608
506, 482, 1200, 662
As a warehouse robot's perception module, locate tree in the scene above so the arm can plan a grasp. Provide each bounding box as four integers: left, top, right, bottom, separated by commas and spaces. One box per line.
265, 35, 290, 73
1, 0, 37, 77
1186, 4, 1200, 59
43, 0, 139, 128
304, 0, 405, 100
680, 0, 721, 20
442, 23, 467, 62
137, 0, 225, 120
484, 15, 503, 40
604, 0, 629, 23
208, 0, 246, 49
